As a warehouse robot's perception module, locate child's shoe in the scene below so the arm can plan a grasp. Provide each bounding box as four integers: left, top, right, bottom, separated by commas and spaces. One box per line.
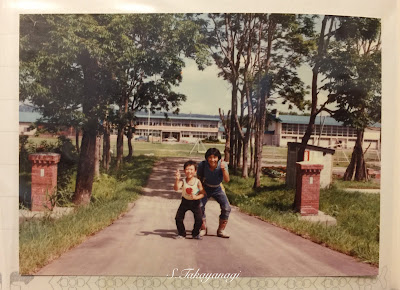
193, 234, 202, 240
175, 235, 185, 239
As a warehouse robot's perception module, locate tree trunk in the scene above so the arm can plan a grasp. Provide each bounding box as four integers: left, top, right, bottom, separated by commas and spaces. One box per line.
344, 129, 367, 181
94, 135, 101, 178
116, 94, 129, 168
116, 127, 124, 168
75, 128, 80, 153
253, 74, 269, 188
103, 123, 111, 171
242, 136, 250, 178
229, 82, 238, 166
249, 134, 254, 176
343, 149, 356, 181
127, 122, 133, 160
73, 49, 99, 205
298, 112, 317, 161
235, 133, 242, 172
298, 16, 330, 162
74, 128, 97, 205
224, 135, 230, 162
219, 108, 231, 162
253, 97, 266, 187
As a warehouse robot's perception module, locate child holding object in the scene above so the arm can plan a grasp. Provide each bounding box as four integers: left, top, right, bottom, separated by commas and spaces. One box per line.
174, 160, 206, 240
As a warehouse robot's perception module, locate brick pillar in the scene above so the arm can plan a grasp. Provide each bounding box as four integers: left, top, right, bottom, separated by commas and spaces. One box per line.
29, 153, 61, 211
294, 162, 324, 216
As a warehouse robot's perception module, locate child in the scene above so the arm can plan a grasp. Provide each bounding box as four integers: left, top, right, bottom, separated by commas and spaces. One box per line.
174, 160, 206, 240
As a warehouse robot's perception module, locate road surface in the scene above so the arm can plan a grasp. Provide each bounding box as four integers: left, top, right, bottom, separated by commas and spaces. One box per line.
37, 157, 378, 277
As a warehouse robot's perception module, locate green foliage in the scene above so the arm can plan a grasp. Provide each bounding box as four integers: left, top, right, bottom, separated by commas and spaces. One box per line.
202, 136, 220, 143
318, 17, 381, 129
20, 14, 210, 200
20, 14, 210, 133
19, 135, 79, 208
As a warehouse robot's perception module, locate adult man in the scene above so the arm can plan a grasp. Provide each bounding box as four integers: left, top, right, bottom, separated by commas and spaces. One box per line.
197, 148, 231, 238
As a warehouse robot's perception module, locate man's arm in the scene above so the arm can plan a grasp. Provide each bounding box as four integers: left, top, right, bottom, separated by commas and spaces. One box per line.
196, 161, 204, 180
220, 161, 230, 183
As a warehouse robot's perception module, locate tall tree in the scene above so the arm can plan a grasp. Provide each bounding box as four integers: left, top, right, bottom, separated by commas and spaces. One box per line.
321, 17, 381, 181
297, 15, 336, 161
203, 14, 312, 183
205, 13, 247, 172
219, 108, 231, 162
20, 14, 209, 204
107, 14, 209, 167
20, 15, 116, 205
249, 14, 312, 188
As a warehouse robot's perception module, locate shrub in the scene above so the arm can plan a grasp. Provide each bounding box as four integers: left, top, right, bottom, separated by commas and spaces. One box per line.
202, 136, 220, 143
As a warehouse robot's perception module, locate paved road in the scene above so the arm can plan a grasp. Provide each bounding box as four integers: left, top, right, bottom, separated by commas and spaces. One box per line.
37, 157, 378, 277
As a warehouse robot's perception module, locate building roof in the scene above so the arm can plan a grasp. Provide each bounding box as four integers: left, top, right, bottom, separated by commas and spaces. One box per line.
19, 111, 43, 123
135, 111, 220, 122
276, 114, 381, 128
19, 111, 221, 123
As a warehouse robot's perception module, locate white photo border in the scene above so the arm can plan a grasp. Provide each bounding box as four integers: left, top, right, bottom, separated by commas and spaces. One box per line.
1, 0, 399, 289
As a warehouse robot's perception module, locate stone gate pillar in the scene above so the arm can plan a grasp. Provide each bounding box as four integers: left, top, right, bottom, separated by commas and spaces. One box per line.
295, 162, 324, 216
29, 153, 61, 211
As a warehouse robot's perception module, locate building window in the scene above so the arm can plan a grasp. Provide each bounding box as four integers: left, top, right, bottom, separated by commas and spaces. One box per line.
299, 124, 307, 135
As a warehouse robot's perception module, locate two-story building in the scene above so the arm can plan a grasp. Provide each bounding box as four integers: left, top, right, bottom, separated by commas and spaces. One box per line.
134, 111, 222, 142
264, 113, 381, 150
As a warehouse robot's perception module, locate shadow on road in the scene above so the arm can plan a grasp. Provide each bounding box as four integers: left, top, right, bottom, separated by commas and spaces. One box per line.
139, 229, 221, 239
139, 229, 180, 239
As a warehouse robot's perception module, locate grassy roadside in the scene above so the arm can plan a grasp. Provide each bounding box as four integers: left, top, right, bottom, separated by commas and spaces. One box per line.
19, 155, 157, 274
224, 175, 380, 266
332, 177, 380, 189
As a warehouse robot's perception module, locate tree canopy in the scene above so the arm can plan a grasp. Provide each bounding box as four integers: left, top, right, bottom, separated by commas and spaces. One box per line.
20, 14, 209, 203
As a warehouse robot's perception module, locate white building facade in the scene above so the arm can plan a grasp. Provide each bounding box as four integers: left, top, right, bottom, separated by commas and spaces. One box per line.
134, 112, 223, 143
264, 114, 381, 150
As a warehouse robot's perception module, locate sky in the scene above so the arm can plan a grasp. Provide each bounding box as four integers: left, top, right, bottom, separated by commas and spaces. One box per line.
173, 15, 335, 117
175, 59, 231, 115
174, 58, 324, 117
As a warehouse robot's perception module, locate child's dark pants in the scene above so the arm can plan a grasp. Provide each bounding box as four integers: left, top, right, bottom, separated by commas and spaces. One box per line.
175, 198, 203, 237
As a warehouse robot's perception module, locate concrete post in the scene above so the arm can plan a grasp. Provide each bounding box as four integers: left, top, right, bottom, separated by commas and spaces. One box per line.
29, 153, 61, 211
295, 162, 324, 216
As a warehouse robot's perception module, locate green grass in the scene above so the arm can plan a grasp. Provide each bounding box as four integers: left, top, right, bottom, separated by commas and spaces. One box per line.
131, 142, 226, 158
19, 155, 156, 274
332, 177, 380, 189
224, 175, 380, 266
26, 136, 289, 161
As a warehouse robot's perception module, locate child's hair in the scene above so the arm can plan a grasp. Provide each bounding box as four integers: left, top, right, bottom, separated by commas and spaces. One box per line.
205, 148, 221, 160
184, 160, 198, 170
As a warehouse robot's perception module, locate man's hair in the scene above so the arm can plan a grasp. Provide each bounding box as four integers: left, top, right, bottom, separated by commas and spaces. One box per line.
184, 160, 198, 170
205, 147, 222, 160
